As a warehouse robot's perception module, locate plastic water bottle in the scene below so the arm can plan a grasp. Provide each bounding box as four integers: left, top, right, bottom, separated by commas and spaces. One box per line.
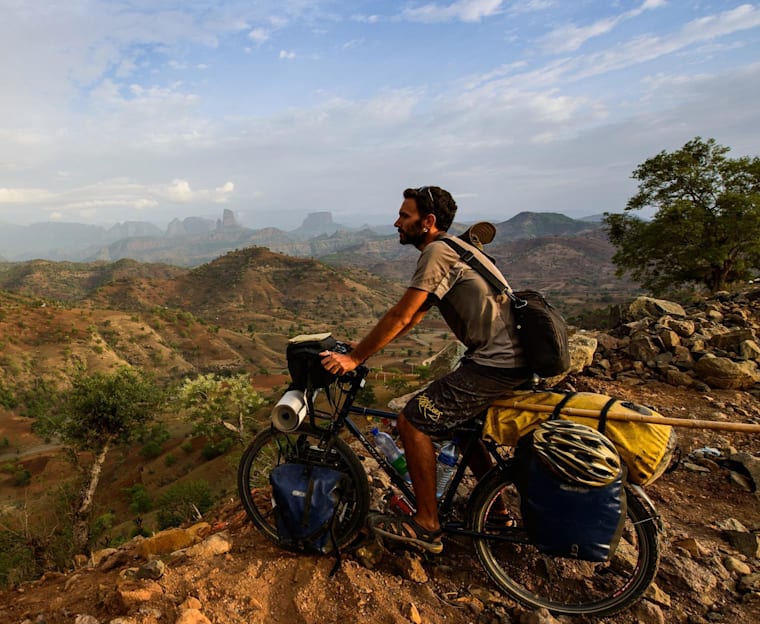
436, 440, 458, 499
371, 427, 412, 483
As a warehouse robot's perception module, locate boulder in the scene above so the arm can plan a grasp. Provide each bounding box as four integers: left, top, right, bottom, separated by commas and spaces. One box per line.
628, 297, 686, 320
709, 328, 757, 350
627, 334, 662, 363
740, 339, 760, 361
660, 316, 696, 337
694, 356, 760, 390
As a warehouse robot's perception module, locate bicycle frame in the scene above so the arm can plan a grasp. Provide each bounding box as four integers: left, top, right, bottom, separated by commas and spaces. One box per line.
241, 358, 663, 617
313, 366, 528, 543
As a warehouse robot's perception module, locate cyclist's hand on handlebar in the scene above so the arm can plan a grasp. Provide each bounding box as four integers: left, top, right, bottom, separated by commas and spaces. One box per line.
320, 350, 360, 376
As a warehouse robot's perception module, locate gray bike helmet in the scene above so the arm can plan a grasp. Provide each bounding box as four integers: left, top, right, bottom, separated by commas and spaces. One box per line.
532, 420, 622, 487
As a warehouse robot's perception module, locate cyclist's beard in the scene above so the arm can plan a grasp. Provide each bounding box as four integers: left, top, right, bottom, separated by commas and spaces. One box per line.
398, 220, 427, 247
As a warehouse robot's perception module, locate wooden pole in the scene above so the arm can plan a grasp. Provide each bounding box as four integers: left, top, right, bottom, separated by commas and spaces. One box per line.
493, 400, 760, 433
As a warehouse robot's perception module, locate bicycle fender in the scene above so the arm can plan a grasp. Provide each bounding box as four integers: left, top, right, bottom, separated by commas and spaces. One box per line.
625, 484, 662, 532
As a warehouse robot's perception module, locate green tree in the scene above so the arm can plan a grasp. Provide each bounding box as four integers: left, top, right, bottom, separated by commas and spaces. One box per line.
356, 382, 377, 406
175, 373, 265, 446
156, 480, 213, 529
33, 366, 165, 552
604, 137, 760, 294
124, 483, 153, 514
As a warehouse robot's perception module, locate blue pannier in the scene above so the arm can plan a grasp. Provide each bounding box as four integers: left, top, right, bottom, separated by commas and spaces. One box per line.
269, 462, 347, 554
514, 433, 626, 562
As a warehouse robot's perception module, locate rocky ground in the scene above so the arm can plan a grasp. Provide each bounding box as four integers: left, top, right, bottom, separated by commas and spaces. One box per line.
0, 376, 758, 624
1, 289, 760, 624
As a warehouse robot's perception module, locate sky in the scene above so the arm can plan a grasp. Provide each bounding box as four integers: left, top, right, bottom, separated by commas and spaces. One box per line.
1, 1, 759, 231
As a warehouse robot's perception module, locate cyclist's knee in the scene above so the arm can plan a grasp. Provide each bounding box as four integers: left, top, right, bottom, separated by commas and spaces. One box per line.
397, 413, 423, 438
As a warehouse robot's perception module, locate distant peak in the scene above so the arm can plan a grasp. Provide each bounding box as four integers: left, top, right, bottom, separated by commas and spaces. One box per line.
301, 212, 334, 228
218, 209, 238, 228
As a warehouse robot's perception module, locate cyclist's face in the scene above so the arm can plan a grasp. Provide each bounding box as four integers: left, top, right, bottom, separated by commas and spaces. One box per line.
395, 198, 427, 247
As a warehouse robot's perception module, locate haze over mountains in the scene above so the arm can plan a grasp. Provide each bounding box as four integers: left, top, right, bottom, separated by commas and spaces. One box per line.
0, 209, 637, 326
0, 209, 602, 266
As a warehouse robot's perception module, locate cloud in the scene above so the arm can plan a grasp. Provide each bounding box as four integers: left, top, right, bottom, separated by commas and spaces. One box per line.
214, 181, 235, 203
165, 179, 236, 203
134, 198, 160, 210
248, 27, 270, 43
508, 0, 555, 15
540, 0, 665, 53
0, 2, 759, 231
569, 4, 760, 80
166, 179, 195, 202
403, 0, 504, 23
350, 14, 381, 24
0, 188, 54, 204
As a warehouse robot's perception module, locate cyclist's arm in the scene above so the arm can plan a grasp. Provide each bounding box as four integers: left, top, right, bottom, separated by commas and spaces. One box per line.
321, 287, 429, 374
349, 287, 430, 361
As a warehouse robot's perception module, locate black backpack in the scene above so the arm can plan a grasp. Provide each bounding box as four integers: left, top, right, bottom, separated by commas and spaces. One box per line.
439, 237, 570, 377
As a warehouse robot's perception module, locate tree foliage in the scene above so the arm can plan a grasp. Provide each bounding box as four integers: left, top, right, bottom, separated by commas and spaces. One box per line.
175, 373, 265, 446
604, 137, 760, 294
33, 366, 165, 552
35, 366, 164, 451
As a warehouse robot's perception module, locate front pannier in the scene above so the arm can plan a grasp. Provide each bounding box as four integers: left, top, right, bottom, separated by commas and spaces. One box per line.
269, 461, 348, 554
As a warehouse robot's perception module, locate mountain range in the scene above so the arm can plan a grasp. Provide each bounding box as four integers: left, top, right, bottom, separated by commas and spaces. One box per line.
0, 209, 602, 266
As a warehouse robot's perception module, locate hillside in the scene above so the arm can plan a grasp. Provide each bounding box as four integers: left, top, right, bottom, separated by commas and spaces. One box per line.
0, 377, 758, 624
494, 211, 596, 240
0, 248, 406, 388
0, 259, 758, 622
320, 226, 641, 318
0, 211, 641, 318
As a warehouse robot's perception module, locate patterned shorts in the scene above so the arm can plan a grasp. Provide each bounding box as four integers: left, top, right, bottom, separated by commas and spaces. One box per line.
402, 360, 532, 436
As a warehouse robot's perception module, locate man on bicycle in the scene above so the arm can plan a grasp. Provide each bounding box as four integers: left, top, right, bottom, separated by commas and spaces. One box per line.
321, 186, 531, 553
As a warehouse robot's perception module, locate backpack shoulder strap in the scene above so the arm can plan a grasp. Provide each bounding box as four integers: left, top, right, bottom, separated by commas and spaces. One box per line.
438, 237, 519, 304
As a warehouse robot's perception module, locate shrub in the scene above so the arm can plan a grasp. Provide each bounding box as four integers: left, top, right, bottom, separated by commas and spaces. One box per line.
156, 481, 213, 530
90, 512, 115, 544
139, 423, 171, 458
140, 440, 163, 459
0, 382, 17, 409
13, 470, 31, 487
200, 437, 234, 461
0, 531, 37, 587
124, 484, 152, 514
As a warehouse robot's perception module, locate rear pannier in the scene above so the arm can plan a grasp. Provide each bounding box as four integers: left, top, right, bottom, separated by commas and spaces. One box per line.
483, 391, 676, 486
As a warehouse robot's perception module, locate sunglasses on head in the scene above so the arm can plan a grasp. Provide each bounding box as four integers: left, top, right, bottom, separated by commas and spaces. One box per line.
417, 186, 434, 206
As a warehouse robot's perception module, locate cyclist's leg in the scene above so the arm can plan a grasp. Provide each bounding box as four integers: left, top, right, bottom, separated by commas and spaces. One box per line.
396, 413, 439, 532
465, 439, 495, 480
395, 362, 530, 531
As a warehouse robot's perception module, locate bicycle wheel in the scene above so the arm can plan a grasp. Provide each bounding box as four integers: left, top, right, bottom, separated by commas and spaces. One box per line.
468, 472, 660, 617
237, 425, 370, 550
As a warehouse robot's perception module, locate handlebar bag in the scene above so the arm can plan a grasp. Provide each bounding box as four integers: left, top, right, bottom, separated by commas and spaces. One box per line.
286, 333, 339, 391
513, 433, 626, 562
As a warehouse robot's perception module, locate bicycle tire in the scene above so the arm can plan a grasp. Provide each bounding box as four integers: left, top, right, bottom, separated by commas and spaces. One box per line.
468, 470, 660, 617
237, 425, 370, 551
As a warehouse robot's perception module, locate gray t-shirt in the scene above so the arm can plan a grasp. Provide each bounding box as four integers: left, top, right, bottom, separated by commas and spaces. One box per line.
409, 234, 526, 369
